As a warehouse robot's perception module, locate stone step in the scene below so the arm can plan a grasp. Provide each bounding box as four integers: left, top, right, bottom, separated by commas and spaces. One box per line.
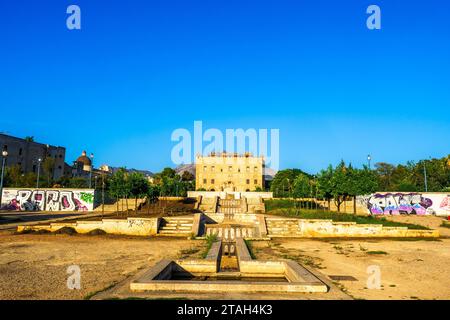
160, 225, 192, 230
267, 226, 299, 230
163, 220, 193, 224
266, 221, 298, 224
162, 222, 193, 226
159, 230, 191, 234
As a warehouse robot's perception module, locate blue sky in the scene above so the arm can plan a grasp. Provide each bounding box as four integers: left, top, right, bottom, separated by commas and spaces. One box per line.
1, 0, 449, 174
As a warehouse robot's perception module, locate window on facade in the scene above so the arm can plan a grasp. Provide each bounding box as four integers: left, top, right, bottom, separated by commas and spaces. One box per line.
203, 166, 207, 172
211, 179, 215, 184
246, 179, 250, 184
254, 166, 258, 171
254, 179, 258, 184
19, 148, 22, 156
33, 165, 36, 173
246, 166, 250, 172
228, 166, 232, 171
211, 166, 215, 172
203, 179, 207, 184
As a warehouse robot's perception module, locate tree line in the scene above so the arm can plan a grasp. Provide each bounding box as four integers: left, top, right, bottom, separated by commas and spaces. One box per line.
270, 154, 450, 212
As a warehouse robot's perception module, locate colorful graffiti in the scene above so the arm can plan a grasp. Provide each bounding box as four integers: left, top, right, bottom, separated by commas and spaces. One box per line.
0, 188, 95, 212
358, 193, 450, 216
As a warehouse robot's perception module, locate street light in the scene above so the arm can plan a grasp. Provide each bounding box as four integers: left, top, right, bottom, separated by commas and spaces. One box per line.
89, 153, 94, 189
367, 154, 372, 169
36, 158, 42, 189
0, 150, 8, 207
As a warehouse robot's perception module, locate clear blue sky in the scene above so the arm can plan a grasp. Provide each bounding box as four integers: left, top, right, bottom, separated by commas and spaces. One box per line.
1, 0, 449, 174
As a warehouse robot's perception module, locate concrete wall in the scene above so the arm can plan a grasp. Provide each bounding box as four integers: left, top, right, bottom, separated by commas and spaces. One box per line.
1, 188, 95, 212
18, 217, 159, 236
357, 192, 450, 217
265, 217, 439, 238
188, 191, 273, 200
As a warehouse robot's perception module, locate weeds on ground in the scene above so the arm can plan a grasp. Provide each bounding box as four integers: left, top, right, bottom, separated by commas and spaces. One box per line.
200, 234, 218, 258
367, 250, 388, 255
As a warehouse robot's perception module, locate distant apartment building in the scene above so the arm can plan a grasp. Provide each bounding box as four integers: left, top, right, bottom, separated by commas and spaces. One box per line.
195, 152, 265, 192
0, 134, 66, 180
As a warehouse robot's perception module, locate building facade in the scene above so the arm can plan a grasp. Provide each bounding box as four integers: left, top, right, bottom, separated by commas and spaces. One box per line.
0, 134, 66, 180
195, 152, 265, 192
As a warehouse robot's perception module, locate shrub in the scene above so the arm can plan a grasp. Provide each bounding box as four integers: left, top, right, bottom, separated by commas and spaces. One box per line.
87, 228, 107, 235
54, 227, 78, 235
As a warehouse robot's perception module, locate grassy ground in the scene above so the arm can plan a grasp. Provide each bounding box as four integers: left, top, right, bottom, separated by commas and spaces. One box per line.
265, 200, 429, 230
441, 221, 450, 229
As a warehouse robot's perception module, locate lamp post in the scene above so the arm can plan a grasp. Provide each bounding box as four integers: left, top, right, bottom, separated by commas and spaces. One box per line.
36, 158, 42, 189
367, 154, 372, 169
89, 153, 94, 189
0, 150, 8, 207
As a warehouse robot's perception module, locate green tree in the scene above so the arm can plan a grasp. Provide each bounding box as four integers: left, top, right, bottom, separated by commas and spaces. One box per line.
181, 171, 195, 181
330, 161, 352, 212
4, 164, 22, 187
128, 172, 149, 209
42, 157, 55, 187
270, 169, 309, 197
109, 168, 128, 212
349, 166, 379, 213
317, 165, 334, 210
375, 162, 395, 191
292, 174, 310, 198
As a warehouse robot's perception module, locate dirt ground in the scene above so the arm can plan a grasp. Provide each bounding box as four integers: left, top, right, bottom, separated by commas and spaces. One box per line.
0, 231, 204, 300
0, 214, 449, 300
251, 237, 450, 300
383, 214, 450, 237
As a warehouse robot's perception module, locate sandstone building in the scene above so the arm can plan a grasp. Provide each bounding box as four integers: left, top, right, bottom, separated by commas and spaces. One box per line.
195, 152, 265, 192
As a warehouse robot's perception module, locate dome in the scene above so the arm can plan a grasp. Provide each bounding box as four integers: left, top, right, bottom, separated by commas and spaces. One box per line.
76, 151, 92, 166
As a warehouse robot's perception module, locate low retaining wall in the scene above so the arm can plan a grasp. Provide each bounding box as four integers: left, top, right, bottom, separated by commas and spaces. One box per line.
188, 191, 273, 200
265, 217, 439, 238
18, 217, 159, 236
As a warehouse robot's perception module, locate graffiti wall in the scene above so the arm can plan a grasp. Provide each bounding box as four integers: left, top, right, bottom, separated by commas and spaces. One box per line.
357, 192, 450, 216
0, 188, 95, 212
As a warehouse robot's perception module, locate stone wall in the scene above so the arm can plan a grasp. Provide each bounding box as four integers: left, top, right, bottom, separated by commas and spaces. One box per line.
188, 191, 273, 200
18, 217, 159, 236
265, 217, 439, 238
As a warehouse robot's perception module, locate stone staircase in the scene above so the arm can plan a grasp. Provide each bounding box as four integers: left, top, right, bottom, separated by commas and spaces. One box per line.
265, 218, 301, 237
158, 216, 194, 236
217, 199, 243, 214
